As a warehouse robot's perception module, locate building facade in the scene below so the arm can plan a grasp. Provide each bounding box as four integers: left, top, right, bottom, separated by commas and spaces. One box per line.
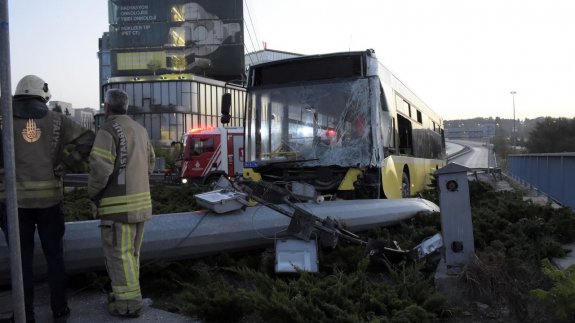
99, 74, 244, 145
98, 0, 245, 146
107, 0, 243, 80
74, 108, 96, 131
48, 101, 73, 115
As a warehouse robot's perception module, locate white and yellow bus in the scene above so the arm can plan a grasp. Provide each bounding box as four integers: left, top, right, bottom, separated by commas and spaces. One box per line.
237, 49, 445, 199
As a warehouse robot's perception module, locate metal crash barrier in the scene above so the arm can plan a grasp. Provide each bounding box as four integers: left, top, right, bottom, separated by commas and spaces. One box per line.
508, 153, 575, 209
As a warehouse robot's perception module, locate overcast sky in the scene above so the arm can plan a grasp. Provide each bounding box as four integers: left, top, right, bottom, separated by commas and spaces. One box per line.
6, 0, 575, 121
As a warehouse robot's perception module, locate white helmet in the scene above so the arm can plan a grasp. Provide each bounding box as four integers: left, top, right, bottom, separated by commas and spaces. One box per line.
15, 75, 52, 102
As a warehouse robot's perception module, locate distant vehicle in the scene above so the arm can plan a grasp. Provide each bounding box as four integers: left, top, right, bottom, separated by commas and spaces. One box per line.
222, 49, 445, 199
171, 127, 244, 186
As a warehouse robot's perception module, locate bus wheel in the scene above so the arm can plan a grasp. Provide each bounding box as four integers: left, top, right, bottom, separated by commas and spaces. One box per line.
401, 172, 410, 198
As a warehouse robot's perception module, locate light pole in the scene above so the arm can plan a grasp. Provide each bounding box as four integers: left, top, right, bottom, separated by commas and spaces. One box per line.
510, 91, 517, 149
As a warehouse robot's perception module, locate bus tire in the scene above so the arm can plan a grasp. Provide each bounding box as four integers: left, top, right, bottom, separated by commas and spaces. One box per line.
401, 171, 410, 198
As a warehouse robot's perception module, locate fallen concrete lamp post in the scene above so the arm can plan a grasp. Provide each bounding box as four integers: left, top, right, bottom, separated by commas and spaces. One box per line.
0, 196, 439, 285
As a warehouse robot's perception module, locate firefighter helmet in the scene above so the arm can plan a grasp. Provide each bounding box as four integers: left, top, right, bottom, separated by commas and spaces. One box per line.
14, 75, 52, 102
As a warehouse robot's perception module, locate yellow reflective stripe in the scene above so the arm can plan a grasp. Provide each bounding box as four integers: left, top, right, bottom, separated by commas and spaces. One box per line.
98, 201, 152, 216
17, 180, 61, 190
126, 225, 138, 287
121, 225, 133, 289
100, 192, 151, 206
16, 188, 61, 199
112, 281, 140, 292
0, 180, 62, 199
135, 227, 144, 279
98, 192, 152, 215
103, 196, 150, 208
113, 283, 140, 293
121, 224, 129, 288
0, 188, 60, 198
111, 284, 141, 300
114, 289, 141, 300
91, 146, 114, 162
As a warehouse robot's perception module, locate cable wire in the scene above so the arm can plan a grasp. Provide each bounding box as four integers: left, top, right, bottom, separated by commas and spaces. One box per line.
243, 0, 263, 64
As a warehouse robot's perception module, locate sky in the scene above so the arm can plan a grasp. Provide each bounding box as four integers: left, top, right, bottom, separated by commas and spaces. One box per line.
6, 0, 575, 121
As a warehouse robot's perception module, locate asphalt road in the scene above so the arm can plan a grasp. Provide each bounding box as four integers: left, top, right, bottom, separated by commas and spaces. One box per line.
446, 139, 494, 169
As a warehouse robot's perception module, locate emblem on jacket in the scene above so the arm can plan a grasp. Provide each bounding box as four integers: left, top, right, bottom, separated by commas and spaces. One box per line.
22, 118, 41, 143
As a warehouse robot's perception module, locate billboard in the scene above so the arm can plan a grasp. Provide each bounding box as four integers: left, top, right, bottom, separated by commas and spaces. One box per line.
108, 0, 244, 80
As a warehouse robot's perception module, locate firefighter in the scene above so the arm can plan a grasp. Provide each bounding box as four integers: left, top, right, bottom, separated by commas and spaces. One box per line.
0, 75, 95, 322
88, 88, 155, 318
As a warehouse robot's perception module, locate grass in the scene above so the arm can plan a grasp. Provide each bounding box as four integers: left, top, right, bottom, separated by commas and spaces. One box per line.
64, 179, 575, 322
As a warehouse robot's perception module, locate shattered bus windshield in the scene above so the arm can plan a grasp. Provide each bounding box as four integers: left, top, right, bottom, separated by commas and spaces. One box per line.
246, 78, 373, 167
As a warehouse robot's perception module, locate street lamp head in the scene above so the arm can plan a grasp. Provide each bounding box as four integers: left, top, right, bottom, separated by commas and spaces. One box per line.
510, 91, 517, 95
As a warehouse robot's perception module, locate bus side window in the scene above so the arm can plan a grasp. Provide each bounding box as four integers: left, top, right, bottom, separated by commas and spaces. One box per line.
380, 85, 388, 111
397, 114, 413, 155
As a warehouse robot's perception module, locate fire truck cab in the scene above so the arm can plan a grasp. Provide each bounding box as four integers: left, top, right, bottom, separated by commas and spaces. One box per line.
174, 127, 244, 186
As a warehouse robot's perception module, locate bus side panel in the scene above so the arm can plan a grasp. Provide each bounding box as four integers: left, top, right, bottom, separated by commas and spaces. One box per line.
383, 155, 444, 198
410, 158, 430, 193
382, 156, 403, 199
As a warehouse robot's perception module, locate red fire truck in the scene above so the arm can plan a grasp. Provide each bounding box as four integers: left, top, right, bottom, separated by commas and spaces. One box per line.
172, 127, 244, 186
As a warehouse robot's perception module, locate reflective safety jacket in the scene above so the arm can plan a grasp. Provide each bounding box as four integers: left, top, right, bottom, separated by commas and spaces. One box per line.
88, 114, 155, 223
0, 98, 95, 208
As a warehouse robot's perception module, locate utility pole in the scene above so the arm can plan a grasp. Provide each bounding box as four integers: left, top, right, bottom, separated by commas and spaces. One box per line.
510, 91, 517, 150
0, 1, 26, 322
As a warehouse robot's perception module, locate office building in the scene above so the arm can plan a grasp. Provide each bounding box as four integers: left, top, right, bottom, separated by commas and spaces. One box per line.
98, 0, 245, 145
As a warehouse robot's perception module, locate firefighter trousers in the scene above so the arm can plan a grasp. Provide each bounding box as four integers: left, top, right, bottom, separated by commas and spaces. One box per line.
0, 203, 68, 320
100, 220, 145, 315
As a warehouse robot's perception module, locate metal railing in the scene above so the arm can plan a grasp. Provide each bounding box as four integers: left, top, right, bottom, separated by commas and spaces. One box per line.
508, 153, 575, 209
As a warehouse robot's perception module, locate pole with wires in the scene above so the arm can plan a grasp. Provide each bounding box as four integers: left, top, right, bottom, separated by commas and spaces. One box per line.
0, 1, 26, 322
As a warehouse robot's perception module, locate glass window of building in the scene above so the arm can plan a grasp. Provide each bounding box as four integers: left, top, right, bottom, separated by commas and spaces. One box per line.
153, 83, 161, 106
161, 82, 169, 106
191, 83, 198, 113
171, 6, 185, 22
169, 27, 185, 47
100, 75, 245, 146
151, 114, 161, 140
182, 82, 191, 111
125, 83, 134, 105
134, 83, 143, 108
169, 82, 177, 106
176, 82, 182, 106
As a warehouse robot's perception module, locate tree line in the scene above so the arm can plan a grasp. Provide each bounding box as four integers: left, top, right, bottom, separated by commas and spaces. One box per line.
493, 117, 575, 157
524, 117, 575, 153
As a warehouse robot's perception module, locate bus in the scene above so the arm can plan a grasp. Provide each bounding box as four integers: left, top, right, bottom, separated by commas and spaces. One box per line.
225, 49, 445, 199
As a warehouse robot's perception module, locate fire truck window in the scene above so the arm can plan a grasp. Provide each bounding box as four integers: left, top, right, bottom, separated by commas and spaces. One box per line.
193, 137, 215, 155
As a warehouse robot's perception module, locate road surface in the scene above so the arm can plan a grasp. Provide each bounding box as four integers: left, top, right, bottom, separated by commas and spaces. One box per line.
447, 139, 495, 169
